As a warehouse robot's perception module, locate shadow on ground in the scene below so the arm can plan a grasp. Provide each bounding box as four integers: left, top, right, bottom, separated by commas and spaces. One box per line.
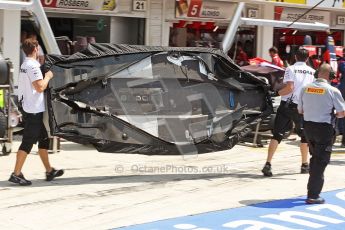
239, 198, 306, 209
60, 142, 94, 151
283, 137, 300, 147
0, 171, 299, 187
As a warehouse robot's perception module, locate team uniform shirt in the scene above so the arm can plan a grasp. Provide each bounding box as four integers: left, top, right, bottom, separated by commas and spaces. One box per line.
298, 78, 345, 124
282, 62, 315, 104
271, 54, 284, 68
18, 57, 45, 113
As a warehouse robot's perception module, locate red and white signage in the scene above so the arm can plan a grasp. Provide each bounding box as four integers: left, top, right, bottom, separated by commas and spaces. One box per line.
41, 0, 97, 10
187, 0, 202, 18
274, 6, 330, 24
41, 0, 117, 11
175, 0, 236, 20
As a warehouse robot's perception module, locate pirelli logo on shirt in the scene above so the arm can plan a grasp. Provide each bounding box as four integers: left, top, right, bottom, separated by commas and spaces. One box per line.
305, 87, 325, 95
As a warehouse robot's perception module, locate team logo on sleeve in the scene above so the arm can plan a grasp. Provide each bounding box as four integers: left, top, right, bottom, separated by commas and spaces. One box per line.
305, 87, 325, 95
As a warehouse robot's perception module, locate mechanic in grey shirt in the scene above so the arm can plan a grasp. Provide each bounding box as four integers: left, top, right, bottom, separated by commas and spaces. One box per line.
298, 63, 345, 204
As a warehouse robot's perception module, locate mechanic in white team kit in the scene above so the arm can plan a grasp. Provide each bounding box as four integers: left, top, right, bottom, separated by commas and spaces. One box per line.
8, 38, 64, 186
262, 48, 315, 177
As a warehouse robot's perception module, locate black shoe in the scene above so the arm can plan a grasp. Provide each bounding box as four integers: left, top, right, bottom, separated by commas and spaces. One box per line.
46, 168, 64, 181
301, 163, 309, 174
306, 197, 325, 204
8, 172, 32, 186
262, 163, 273, 177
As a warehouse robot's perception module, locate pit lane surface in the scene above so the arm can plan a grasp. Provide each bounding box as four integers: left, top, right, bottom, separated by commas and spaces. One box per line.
0, 136, 345, 229
117, 189, 345, 230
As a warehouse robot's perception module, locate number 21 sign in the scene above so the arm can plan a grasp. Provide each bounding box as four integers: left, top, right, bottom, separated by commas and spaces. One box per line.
133, 0, 147, 11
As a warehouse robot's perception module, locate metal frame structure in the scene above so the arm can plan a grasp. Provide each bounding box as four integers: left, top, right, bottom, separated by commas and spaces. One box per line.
221, 2, 330, 147
0, 56, 14, 155
222, 2, 330, 53
0, 0, 60, 55
0, 0, 61, 153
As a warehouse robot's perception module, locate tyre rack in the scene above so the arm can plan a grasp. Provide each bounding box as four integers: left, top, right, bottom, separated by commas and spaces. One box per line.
0, 58, 15, 156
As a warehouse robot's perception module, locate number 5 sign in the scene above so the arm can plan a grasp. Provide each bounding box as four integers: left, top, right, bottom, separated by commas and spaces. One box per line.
40, 0, 57, 7
187, 0, 202, 17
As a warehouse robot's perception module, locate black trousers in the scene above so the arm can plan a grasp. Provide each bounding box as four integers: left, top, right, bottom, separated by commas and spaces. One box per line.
272, 101, 307, 143
303, 121, 334, 199
19, 112, 49, 153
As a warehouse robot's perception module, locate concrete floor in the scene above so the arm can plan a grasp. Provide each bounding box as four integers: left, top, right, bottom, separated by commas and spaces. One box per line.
1, 136, 345, 229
